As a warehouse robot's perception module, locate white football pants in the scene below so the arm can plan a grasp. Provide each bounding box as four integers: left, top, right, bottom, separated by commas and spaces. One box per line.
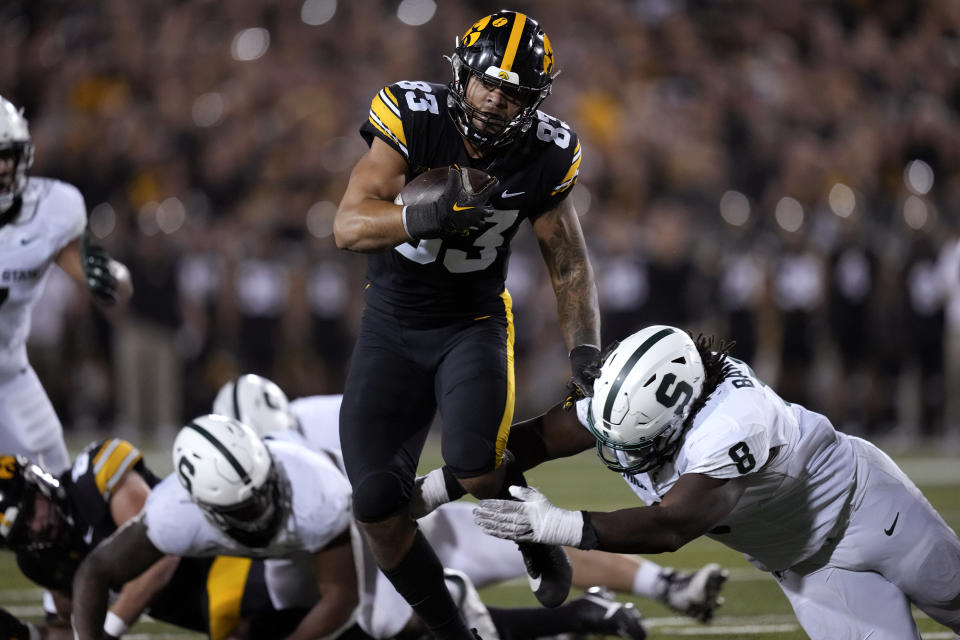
777, 437, 960, 639
0, 366, 70, 473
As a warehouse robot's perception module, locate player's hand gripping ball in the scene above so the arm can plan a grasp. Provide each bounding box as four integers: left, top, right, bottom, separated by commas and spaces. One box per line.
398, 165, 498, 240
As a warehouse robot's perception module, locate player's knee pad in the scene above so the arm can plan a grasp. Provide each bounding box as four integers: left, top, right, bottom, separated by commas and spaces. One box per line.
352, 469, 410, 522
442, 432, 498, 479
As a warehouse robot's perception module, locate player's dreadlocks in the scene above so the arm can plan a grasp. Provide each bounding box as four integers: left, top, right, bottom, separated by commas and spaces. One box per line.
681, 334, 737, 431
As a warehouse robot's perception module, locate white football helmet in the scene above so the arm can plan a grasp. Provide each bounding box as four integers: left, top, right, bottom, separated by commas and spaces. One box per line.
212, 374, 299, 438
589, 325, 704, 473
0, 96, 34, 213
172, 414, 287, 546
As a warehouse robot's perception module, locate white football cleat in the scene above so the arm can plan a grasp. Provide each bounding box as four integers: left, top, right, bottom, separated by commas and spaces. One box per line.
656, 563, 728, 622
444, 569, 499, 640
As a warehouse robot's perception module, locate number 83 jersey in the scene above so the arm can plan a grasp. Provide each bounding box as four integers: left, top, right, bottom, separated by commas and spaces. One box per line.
577, 358, 859, 573
360, 80, 582, 318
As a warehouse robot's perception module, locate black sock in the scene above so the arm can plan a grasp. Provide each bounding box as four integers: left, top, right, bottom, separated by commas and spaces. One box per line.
488, 602, 591, 639
382, 529, 472, 639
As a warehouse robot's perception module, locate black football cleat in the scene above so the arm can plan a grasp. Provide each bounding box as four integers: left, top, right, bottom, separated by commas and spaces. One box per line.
517, 541, 573, 608
570, 586, 647, 640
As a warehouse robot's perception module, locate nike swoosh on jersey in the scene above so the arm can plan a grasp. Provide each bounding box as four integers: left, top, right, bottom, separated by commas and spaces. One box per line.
452, 203, 473, 211
884, 512, 899, 536
20, 236, 36, 245
501, 190, 525, 198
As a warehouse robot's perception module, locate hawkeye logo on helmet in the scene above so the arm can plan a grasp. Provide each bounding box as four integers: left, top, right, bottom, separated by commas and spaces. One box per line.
0, 456, 15, 479
484, 66, 519, 85
462, 16, 491, 47
543, 34, 554, 74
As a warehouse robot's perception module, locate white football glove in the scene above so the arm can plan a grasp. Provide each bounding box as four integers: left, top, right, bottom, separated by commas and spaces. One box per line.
408, 468, 450, 519
472, 485, 584, 547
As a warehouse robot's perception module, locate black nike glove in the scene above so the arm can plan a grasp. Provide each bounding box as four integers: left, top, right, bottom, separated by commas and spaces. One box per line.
562, 344, 601, 410
403, 166, 498, 240
0, 607, 38, 640
81, 234, 119, 305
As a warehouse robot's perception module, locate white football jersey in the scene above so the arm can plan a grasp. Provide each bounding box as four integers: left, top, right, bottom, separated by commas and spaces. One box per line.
143, 439, 352, 559
578, 357, 857, 571
288, 394, 344, 453
0, 178, 85, 380
268, 394, 527, 637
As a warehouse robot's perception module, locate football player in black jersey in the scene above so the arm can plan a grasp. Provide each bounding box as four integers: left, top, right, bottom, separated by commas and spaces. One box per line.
334, 11, 601, 638
0, 445, 310, 640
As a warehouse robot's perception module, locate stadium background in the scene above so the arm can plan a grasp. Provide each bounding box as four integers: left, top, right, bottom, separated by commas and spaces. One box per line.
2, 0, 960, 637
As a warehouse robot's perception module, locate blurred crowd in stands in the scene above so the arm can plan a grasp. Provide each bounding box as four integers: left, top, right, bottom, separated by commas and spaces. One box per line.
4, 0, 960, 445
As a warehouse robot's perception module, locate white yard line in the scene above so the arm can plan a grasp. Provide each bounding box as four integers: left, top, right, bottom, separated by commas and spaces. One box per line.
3, 597, 955, 639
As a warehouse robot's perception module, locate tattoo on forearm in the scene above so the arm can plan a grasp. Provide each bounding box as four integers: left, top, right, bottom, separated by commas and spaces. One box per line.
545, 220, 600, 349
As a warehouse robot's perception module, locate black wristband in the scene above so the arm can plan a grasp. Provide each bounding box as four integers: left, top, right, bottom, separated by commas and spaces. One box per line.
441, 465, 468, 502
403, 203, 440, 240
579, 511, 600, 550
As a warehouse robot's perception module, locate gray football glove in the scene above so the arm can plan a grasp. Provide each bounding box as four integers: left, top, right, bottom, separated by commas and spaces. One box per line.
473, 485, 584, 547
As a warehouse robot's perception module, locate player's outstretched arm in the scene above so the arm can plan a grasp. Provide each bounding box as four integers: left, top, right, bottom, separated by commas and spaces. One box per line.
507, 402, 596, 470
285, 531, 359, 640
474, 473, 747, 554
531, 198, 601, 408
334, 137, 411, 252
409, 402, 594, 519
102, 466, 181, 638
72, 516, 164, 640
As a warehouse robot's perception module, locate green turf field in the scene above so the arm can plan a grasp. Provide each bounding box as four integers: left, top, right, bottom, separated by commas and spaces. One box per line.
2, 441, 958, 639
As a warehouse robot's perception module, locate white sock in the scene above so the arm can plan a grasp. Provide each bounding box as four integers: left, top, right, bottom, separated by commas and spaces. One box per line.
631, 559, 667, 598
444, 576, 465, 605
42, 590, 57, 616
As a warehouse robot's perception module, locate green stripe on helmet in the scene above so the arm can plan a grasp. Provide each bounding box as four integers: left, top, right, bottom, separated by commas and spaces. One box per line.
602, 327, 675, 424
187, 421, 251, 485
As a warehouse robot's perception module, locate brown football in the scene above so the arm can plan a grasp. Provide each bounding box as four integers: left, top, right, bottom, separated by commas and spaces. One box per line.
394, 166, 494, 206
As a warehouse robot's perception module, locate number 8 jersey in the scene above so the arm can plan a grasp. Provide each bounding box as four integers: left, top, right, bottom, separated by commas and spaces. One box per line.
576, 358, 859, 573
360, 80, 582, 318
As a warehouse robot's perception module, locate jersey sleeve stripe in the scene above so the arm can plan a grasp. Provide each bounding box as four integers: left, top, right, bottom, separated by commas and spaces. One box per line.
551, 141, 582, 195
370, 89, 408, 148
93, 439, 142, 498
382, 86, 400, 107
367, 115, 408, 157
501, 13, 529, 72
